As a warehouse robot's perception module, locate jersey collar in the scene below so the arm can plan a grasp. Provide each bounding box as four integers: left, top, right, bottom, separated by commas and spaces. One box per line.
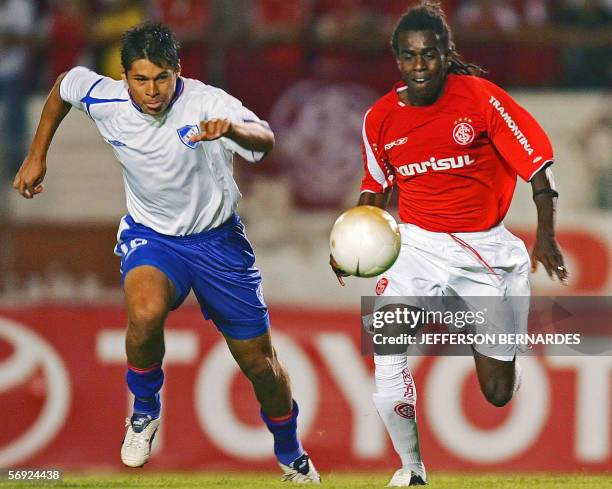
394, 81, 409, 107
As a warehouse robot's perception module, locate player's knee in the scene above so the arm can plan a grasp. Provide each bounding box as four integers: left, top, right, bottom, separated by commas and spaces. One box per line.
128, 300, 167, 336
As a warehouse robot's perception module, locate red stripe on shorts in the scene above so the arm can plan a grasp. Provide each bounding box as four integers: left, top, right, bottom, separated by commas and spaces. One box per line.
448, 233, 501, 279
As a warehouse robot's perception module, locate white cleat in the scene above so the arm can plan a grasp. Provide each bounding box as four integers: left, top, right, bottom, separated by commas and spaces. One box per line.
387, 468, 427, 486
121, 414, 160, 468
279, 453, 321, 484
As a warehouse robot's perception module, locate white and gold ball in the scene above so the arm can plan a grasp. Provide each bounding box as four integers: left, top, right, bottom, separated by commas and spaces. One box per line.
330, 205, 401, 277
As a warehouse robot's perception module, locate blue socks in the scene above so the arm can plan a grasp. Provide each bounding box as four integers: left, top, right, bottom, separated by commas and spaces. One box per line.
126, 364, 304, 465
261, 400, 305, 466
126, 363, 164, 419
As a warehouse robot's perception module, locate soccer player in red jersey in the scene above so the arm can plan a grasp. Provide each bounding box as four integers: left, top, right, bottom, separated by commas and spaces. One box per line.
331, 1, 567, 486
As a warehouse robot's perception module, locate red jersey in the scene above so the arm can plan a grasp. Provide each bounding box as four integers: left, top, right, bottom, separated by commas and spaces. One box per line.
360, 74, 553, 232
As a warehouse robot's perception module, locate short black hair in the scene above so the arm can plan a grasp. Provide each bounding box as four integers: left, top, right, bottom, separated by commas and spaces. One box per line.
121, 22, 180, 71
391, 1, 485, 76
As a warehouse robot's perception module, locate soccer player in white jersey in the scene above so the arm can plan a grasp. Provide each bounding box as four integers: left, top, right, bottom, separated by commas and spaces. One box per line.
331, 2, 568, 486
14, 23, 320, 483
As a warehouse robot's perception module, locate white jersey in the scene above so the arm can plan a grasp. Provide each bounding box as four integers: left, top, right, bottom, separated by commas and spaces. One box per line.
59, 66, 267, 236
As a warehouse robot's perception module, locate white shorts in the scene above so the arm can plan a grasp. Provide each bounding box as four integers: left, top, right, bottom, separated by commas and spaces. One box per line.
374, 222, 531, 361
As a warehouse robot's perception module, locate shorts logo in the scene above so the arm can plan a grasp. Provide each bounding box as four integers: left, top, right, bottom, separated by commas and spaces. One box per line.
177, 124, 200, 149
453, 118, 475, 146
130, 238, 148, 249
394, 402, 415, 419
375, 277, 388, 295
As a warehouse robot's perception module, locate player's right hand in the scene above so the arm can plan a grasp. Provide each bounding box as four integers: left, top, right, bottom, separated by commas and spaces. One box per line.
191, 118, 233, 142
13, 155, 46, 199
329, 254, 349, 287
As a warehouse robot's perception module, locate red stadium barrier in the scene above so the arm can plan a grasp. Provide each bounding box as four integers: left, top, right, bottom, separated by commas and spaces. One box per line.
1, 305, 611, 472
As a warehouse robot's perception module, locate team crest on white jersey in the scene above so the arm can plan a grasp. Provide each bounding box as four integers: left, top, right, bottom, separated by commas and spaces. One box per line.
452, 118, 475, 146
177, 124, 200, 149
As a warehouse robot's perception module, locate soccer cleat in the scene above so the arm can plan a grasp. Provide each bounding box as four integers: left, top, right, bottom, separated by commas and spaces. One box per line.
121, 413, 160, 468
279, 453, 321, 484
387, 468, 427, 486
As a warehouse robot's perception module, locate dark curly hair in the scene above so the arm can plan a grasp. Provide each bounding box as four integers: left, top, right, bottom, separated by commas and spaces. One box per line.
121, 22, 180, 71
391, 1, 485, 76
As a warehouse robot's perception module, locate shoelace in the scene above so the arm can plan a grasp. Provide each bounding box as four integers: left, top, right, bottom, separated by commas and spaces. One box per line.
281, 471, 312, 482
281, 472, 297, 482
123, 417, 149, 449
280, 465, 315, 483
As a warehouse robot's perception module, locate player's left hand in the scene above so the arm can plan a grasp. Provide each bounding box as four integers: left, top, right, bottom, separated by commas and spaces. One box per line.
530, 234, 568, 285
191, 119, 233, 142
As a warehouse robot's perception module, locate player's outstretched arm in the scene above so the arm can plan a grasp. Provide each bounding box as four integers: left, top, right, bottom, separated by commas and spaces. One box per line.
13, 72, 72, 199
530, 166, 568, 284
191, 119, 274, 153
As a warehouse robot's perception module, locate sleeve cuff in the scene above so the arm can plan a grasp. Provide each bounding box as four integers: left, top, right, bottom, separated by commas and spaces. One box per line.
527, 159, 553, 182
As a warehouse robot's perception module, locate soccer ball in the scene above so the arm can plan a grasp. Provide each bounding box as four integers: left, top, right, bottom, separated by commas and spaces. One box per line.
330, 205, 401, 277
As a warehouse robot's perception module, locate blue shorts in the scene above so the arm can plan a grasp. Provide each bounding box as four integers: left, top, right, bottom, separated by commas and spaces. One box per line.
114, 214, 269, 339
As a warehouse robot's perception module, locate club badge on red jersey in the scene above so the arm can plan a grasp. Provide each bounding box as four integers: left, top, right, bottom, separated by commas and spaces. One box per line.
452, 117, 475, 146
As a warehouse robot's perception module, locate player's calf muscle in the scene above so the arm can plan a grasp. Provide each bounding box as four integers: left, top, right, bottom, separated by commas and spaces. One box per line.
126, 324, 164, 352
236, 350, 292, 415
474, 354, 516, 407
241, 353, 286, 389
481, 381, 514, 407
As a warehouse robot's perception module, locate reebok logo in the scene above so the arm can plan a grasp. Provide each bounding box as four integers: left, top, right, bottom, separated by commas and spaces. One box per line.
384, 137, 408, 151
489, 96, 534, 156
397, 154, 475, 177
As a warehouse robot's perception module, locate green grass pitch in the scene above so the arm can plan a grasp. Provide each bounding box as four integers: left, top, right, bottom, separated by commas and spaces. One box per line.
3, 472, 612, 489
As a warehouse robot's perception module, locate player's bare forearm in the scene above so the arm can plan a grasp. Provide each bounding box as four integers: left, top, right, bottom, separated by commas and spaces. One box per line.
226, 121, 275, 153
13, 72, 71, 198
358, 190, 391, 209
29, 72, 72, 159
531, 166, 557, 237
530, 166, 568, 283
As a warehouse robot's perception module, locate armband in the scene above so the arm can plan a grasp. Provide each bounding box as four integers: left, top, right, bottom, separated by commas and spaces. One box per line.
532, 188, 559, 199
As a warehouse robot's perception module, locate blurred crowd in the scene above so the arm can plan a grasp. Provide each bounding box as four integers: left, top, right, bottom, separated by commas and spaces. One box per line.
0, 0, 610, 203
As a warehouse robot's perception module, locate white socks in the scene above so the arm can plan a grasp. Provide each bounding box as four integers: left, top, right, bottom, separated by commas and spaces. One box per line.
373, 354, 426, 481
